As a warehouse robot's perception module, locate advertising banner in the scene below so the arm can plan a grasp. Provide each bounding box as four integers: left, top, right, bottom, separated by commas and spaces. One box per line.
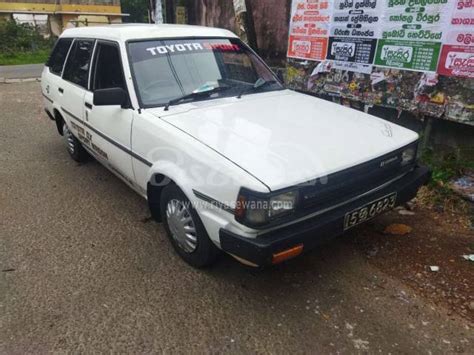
374, 0, 451, 72
326, 0, 383, 72
437, 0, 474, 78
327, 37, 378, 62
287, 0, 333, 61
438, 44, 474, 78
374, 39, 441, 71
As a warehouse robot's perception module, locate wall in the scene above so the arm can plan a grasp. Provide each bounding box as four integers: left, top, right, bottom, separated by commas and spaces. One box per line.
190, 0, 291, 63
286, 60, 474, 126
0, 0, 124, 35
247, 0, 291, 62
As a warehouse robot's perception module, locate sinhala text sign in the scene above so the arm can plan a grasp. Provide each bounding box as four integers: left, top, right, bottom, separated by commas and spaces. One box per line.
287, 0, 473, 76
287, 0, 333, 61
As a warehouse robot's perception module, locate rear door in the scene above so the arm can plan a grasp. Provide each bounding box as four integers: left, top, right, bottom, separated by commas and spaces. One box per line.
41, 37, 73, 111
60, 39, 95, 141
83, 40, 135, 184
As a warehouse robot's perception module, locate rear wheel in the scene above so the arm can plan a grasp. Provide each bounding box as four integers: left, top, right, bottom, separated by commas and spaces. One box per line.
160, 184, 219, 267
63, 122, 88, 162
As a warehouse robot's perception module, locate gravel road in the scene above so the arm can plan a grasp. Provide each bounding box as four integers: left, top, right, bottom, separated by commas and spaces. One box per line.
1, 81, 472, 353
0, 64, 43, 80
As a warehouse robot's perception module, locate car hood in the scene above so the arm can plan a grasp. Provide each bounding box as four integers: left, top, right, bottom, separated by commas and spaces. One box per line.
147, 90, 418, 191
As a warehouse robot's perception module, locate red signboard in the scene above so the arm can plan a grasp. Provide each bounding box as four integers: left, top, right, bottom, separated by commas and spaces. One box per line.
437, 44, 474, 78
286, 0, 332, 61
287, 36, 328, 61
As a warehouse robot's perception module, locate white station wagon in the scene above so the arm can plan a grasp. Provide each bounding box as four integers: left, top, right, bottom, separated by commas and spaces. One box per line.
41, 24, 430, 267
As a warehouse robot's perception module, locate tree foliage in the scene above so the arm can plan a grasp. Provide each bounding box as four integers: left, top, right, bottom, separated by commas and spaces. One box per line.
121, 0, 149, 23
0, 20, 52, 56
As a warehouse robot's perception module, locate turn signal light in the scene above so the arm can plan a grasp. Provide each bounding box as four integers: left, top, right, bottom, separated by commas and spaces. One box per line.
235, 194, 246, 219
272, 244, 304, 264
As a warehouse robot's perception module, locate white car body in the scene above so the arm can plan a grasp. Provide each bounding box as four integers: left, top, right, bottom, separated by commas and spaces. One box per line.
42, 24, 429, 267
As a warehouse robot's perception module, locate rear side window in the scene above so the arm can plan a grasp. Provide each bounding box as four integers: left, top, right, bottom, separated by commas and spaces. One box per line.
63, 39, 95, 89
47, 38, 73, 75
92, 42, 125, 90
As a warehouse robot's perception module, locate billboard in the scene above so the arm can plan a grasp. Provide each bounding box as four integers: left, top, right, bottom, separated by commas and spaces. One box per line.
287, 0, 474, 77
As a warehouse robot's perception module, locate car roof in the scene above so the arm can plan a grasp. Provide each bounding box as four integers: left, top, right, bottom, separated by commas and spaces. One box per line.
60, 24, 238, 42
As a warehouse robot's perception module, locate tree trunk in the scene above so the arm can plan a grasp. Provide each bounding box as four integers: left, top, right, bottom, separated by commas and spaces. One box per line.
233, 0, 258, 51
164, 0, 175, 23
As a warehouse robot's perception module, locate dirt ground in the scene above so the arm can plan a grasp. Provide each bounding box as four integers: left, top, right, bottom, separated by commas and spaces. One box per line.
1, 81, 473, 353
348, 191, 474, 323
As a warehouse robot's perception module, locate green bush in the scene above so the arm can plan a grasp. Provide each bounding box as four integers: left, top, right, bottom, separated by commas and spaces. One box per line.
421, 148, 474, 185
0, 20, 53, 63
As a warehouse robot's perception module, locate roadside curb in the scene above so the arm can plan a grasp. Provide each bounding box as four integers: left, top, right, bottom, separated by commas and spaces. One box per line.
0, 77, 41, 84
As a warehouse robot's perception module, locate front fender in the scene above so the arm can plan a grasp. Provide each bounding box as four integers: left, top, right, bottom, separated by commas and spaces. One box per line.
147, 159, 196, 204
144, 159, 264, 244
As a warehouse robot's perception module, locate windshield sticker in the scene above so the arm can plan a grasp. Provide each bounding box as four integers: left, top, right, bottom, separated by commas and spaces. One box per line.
144, 42, 241, 57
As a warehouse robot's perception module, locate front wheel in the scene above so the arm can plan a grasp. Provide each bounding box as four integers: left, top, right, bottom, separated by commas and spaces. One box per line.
63, 122, 88, 162
160, 184, 219, 267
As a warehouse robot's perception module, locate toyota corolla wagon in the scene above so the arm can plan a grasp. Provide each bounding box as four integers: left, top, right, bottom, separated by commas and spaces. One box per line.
41, 24, 430, 267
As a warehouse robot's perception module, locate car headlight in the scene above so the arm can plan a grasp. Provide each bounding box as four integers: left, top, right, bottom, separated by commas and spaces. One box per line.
269, 191, 297, 218
235, 189, 298, 227
401, 146, 416, 166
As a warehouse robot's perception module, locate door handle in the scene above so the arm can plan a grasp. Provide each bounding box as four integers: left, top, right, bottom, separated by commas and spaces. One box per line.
58, 87, 64, 93
85, 102, 92, 109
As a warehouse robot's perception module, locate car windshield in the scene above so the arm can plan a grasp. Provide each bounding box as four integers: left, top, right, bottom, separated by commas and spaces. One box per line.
128, 38, 283, 107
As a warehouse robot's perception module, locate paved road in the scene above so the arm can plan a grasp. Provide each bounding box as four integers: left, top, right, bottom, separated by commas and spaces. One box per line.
1, 82, 472, 353
0, 63, 43, 79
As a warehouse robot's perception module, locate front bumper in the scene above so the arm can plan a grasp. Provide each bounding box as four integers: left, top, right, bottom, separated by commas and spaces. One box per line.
219, 165, 431, 266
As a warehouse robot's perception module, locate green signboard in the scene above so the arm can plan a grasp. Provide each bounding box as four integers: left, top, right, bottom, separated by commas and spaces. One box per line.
374, 39, 441, 72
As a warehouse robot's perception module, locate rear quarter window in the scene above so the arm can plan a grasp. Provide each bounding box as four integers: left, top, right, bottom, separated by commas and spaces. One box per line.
46, 38, 73, 76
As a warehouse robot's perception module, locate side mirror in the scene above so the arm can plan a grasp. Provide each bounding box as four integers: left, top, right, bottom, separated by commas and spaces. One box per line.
93, 87, 129, 108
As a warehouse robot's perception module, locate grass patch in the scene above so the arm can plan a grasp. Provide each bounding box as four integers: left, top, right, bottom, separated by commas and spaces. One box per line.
419, 148, 473, 211
0, 50, 50, 66
421, 149, 474, 185
0, 21, 53, 65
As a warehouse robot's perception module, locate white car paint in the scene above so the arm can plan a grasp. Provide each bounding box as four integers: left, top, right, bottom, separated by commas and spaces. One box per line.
41, 24, 419, 253
148, 89, 418, 191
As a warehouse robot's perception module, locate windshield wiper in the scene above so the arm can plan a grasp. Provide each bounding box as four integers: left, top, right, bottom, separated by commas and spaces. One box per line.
164, 86, 228, 111
237, 78, 279, 99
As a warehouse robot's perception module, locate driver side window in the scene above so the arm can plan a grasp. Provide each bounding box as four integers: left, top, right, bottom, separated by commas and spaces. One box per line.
92, 42, 125, 91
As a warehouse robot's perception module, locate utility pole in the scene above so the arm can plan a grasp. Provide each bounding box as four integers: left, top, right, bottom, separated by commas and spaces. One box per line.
233, 0, 258, 51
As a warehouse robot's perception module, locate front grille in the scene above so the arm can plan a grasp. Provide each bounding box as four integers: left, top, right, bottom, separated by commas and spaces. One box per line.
296, 145, 415, 214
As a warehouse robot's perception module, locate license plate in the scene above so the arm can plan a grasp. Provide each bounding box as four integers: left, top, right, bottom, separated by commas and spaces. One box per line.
344, 193, 397, 231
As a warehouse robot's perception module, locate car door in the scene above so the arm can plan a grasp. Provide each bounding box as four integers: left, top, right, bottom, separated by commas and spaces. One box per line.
60, 38, 95, 141
83, 40, 135, 184
41, 37, 74, 110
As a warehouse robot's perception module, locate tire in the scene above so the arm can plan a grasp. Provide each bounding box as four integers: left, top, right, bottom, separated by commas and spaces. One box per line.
160, 184, 219, 267
63, 122, 88, 163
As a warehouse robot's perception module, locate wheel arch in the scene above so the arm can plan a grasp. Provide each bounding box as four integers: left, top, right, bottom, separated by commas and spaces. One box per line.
146, 164, 196, 223
53, 108, 64, 136
147, 173, 175, 222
